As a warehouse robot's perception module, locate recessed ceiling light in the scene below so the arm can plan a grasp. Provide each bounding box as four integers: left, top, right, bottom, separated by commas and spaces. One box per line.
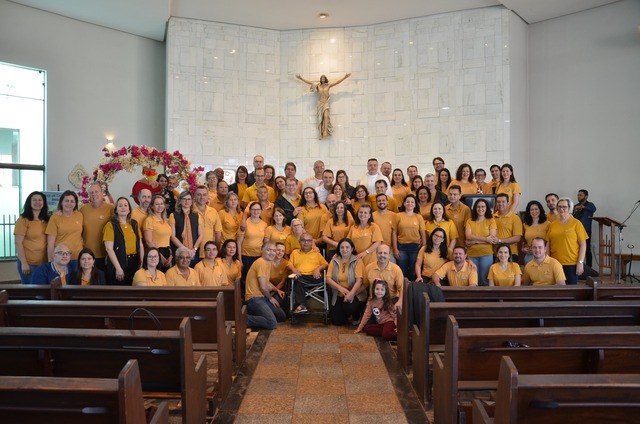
330, 38, 336, 44
318, 13, 328, 19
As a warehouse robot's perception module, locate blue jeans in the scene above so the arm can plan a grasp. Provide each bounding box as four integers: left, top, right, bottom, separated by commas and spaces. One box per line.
469, 254, 493, 286
17, 260, 36, 284
246, 296, 286, 330
398, 243, 421, 281
563, 265, 579, 285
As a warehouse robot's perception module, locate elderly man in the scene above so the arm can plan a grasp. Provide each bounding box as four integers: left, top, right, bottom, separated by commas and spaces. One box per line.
30, 243, 77, 285
246, 154, 264, 186
81, 182, 114, 269
245, 241, 287, 329
493, 193, 523, 261
242, 167, 275, 207
315, 169, 335, 204
275, 177, 301, 225
432, 246, 478, 287
522, 238, 566, 286
165, 246, 201, 286
363, 244, 404, 311
357, 158, 392, 196
381, 161, 392, 179
194, 185, 222, 259
131, 188, 152, 235
289, 232, 329, 314
303, 160, 325, 190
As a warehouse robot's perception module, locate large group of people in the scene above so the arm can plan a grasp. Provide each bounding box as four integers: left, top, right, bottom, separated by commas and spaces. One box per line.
15, 154, 596, 333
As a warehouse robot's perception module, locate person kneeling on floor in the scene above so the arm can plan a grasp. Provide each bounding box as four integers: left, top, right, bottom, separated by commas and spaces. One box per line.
354, 279, 397, 340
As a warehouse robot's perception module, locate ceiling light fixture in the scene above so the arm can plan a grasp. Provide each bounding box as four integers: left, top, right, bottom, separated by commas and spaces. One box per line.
318, 13, 328, 19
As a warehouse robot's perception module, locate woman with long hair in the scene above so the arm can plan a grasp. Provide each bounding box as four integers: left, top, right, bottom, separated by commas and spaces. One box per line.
263, 164, 276, 188
264, 207, 292, 244
217, 239, 242, 286
46, 190, 83, 263
297, 187, 328, 245
390, 168, 410, 203
465, 198, 498, 285
143, 195, 173, 272
332, 183, 354, 212
103, 197, 144, 285
488, 243, 522, 286
157, 173, 176, 215
547, 197, 588, 285
326, 238, 366, 326
14, 191, 49, 283
425, 201, 458, 254
194, 241, 227, 286
522, 200, 550, 265
352, 185, 371, 214
437, 168, 452, 192
69, 248, 107, 285
273, 175, 287, 199
133, 247, 167, 286
322, 201, 353, 258
347, 204, 383, 266
415, 186, 432, 222
336, 169, 356, 199
415, 228, 449, 282
411, 175, 424, 193
393, 194, 426, 281
229, 165, 249, 201
170, 191, 203, 267
450, 163, 477, 195
496, 163, 521, 213
217, 192, 243, 243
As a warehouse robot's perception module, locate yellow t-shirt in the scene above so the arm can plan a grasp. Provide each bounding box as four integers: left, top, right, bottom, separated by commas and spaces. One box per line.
522, 256, 566, 286
488, 262, 522, 286
216, 257, 242, 286
493, 212, 523, 255
391, 185, 410, 203
245, 257, 271, 301
372, 210, 397, 247
290, 249, 328, 275
265, 225, 292, 244
323, 219, 353, 245
235, 183, 248, 204
131, 208, 148, 237
347, 223, 384, 266
465, 218, 497, 257
45, 212, 84, 260
238, 219, 268, 257
132, 269, 167, 286
209, 196, 225, 212
244, 202, 274, 226
242, 184, 276, 204
523, 221, 551, 248
434, 261, 478, 286
270, 259, 291, 287
418, 202, 433, 223
165, 265, 201, 286
363, 261, 404, 298
14, 217, 48, 265
546, 217, 589, 265
417, 246, 448, 278
425, 219, 459, 247
196, 206, 223, 258
80, 203, 114, 258
143, 215, 172, 247
496, 181, 521, 208
327, 260, 365, 292
102, 221, 138, 255
217, 209, 242, 243
395, 212, 425, 244
298, 204, 329, 239
194, 260, 227, 286
449, 180, 478, 196
369, 195, 399, 213
445, 203, 471, 247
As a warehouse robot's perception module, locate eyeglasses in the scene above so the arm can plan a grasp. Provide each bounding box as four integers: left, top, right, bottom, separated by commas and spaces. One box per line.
147, 255, 159, 259
55, 251, 72, 256
176, 256, 191, 260
432, 234, 445, 239
557, 206, 570, 210
300, 239, 313, 243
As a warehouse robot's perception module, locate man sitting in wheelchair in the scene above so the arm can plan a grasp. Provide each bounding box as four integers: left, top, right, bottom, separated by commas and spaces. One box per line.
289, 232, 329, 314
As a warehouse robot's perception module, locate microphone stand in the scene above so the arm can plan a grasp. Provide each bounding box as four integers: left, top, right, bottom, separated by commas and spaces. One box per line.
617, 201, 640, 283
626, 244, 640, 283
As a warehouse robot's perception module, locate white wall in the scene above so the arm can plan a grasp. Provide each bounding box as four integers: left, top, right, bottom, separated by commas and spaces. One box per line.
167, 7, 513, 180
0, 1, 166, 198
528, 0, 640, 274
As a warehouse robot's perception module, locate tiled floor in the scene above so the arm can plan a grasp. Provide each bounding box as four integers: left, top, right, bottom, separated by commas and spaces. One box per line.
214, 321, 429, 423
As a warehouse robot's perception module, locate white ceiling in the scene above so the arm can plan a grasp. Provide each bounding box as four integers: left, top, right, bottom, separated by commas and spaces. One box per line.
9, 0, 621, 41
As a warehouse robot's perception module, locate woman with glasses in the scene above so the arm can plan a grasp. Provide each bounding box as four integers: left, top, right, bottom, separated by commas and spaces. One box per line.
415, 228, 449, 283
546, 197, 588, 285
170, 191, 204, 267
133, 248, 167, 286
352, 185, 371, 214
425, 201, 458, 255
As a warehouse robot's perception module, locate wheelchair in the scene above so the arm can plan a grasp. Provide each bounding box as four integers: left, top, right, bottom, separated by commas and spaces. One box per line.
287, 271, 330, 325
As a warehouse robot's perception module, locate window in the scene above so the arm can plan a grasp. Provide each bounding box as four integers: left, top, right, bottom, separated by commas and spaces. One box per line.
0, 62, 46, 258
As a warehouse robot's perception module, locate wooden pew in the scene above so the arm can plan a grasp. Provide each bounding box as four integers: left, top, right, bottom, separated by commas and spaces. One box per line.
0, 282, 53, 300
52, 280, 247, 366
434, 316, 640, 424
397, 283, 594, 371
472, 356, 640, 424
0, 291, 233, 403
587, 277, 640, 301
412, 296, 640, 406
0, 359, 168, 424
0, 318, 203, 423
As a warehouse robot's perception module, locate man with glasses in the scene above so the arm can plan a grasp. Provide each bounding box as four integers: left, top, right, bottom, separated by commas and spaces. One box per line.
30, 243, 76, 284
245, 241, 286, 329
289, 232, 329, 314
165, 246, 201, 286
432, 157, 445, 173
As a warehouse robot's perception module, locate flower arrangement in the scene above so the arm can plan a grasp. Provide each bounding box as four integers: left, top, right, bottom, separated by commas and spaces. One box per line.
79, 145, 204, 202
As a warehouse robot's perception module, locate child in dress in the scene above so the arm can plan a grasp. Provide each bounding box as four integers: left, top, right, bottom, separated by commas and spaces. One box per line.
354, 279, 397, 340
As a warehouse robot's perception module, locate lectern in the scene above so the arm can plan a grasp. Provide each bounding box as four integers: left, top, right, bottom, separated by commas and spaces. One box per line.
592, 216, 623, 281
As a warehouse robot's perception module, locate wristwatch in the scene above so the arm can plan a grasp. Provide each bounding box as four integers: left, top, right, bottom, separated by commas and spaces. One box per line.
578, 260, 584, 264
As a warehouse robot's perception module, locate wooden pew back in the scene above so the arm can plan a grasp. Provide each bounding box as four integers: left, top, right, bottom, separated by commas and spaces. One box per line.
473, 356, 640, 424
0, 359, 168, 424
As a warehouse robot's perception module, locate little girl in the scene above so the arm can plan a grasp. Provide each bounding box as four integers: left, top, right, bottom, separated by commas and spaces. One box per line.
354, 279, 397, 340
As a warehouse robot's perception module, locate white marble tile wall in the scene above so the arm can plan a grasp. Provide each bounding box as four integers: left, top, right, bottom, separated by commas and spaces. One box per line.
167, 7, 511, 180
